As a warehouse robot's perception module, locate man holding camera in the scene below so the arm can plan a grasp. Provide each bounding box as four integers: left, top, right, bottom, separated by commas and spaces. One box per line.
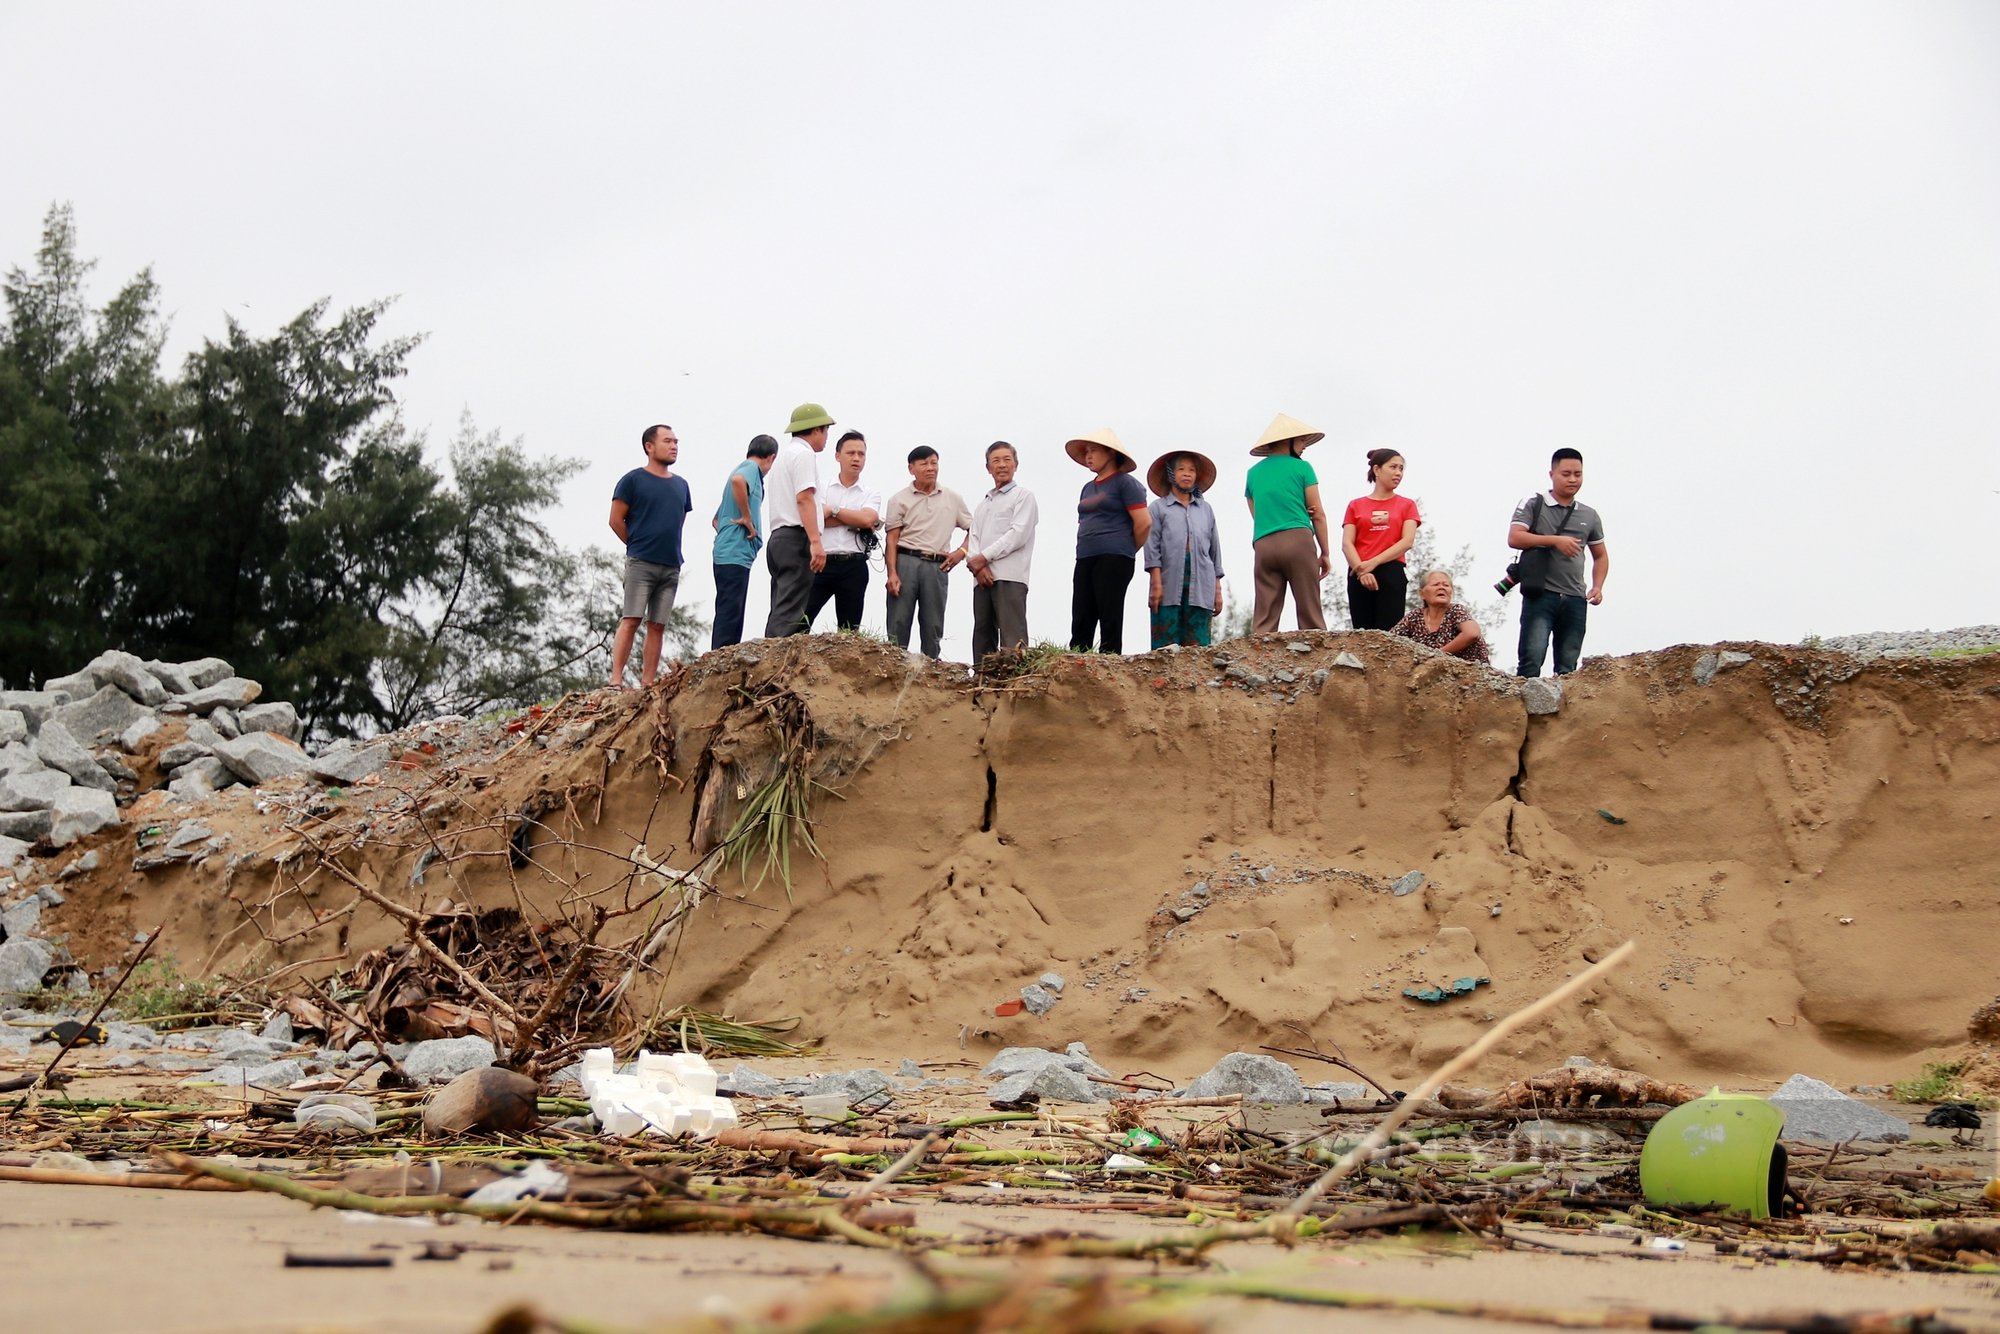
1507, 448, 1609, 678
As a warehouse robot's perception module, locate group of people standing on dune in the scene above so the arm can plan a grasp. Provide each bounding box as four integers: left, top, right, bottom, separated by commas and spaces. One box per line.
603, 406, 1609, 690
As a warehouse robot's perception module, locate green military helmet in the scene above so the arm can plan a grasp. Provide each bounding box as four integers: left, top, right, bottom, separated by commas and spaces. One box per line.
1639, 1089, 1790, 1219
786, 403, 834, 434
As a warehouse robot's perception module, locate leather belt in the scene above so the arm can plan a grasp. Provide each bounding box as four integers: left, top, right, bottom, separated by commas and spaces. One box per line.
901, 549, 949, 564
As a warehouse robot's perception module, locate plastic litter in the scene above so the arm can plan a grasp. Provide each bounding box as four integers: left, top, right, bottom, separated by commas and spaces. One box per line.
466, 1159, 568, 1205
1104, 1153, 1147, 1171
293, 1092, 376, 1135
577, 1047, 739, 1139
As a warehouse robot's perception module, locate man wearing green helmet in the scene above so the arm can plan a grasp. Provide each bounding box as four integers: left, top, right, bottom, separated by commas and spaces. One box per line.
764, 402, 834, 637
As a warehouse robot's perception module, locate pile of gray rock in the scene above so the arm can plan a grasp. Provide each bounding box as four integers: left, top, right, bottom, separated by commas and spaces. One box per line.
1, 650, 389, 855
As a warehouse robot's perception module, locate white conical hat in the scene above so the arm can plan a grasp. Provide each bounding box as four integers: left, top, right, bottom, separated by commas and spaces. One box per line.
1249, 412, 1325, 457
1063, 427, 1138, 474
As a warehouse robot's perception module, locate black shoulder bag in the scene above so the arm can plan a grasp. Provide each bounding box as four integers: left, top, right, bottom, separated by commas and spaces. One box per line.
1509, 496, 1573, 596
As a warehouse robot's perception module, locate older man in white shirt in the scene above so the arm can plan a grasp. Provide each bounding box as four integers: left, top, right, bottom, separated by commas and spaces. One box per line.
966, 440, 1039, 660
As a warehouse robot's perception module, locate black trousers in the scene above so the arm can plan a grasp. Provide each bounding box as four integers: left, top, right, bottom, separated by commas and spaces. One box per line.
1347, 561, 1407, 630
1070, 554, 1135, 653
806, 554, 869, 631
764, 527, 813, 637
711, 561, 752, 649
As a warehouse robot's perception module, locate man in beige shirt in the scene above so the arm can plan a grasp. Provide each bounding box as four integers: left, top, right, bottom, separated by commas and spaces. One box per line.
882, 445, 974, 659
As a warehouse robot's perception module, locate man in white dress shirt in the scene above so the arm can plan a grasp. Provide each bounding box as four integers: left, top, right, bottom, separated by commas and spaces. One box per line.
804, 430, 882, 632
967, 440, 1039, 660
764, 402, 833, 638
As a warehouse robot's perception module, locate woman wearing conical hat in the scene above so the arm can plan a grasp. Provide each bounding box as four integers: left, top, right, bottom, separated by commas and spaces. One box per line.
1142, 450, 1224, 648
1244, 414, 1332, 634
1066, 428, 1152, 654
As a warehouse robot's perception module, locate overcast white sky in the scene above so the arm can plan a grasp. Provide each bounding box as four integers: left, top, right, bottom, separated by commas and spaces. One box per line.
6, 2, 1997, 664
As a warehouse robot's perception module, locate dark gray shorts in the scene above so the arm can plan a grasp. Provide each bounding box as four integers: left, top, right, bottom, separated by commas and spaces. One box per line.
621, 558, 681, 624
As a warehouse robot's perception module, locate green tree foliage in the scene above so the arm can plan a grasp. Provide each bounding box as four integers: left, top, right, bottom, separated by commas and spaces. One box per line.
0, 205, 701, 733
0, 205, 169, 684
114, 298, 441, 729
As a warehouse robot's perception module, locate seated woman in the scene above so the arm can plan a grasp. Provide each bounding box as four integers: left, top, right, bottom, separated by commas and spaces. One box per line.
1392, 570, 1490, 664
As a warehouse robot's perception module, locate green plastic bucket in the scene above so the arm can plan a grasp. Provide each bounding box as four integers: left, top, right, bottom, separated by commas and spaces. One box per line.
1639, 1090, 1789, 1219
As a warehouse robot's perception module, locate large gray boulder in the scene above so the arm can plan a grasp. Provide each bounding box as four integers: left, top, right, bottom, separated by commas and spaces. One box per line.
32, 721, 115, 792
41, 671, 96, 700
1181, 1053, 1307, 1105
169, 756, 236, 789
310, 744, 389, 785
0, 710, 25, 747
179, 677, 261, 715
0, 937, 55, 994
0, 742, 44, 777
214, 732, 308, 785
49, 787, 120, 846
53, 684, 153, 744
142, 659, 197, 696
85, 650, 169, 706
0, 809, 53, 841
118, 715, 162, 752
0, 690, 70, 729
184, 718, 226, 750
1770, 1074, 1911, 1143
238, 702, 301, 740
988, 1064, 1104, 1104
0, 833, 30, 869
0, 767, 71, 812
178, 658, 235, 690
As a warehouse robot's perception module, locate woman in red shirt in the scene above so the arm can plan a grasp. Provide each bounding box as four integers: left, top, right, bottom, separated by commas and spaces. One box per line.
1341, 449, 1420, 631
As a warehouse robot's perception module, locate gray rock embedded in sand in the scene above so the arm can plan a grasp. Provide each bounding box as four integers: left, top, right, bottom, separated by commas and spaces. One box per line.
989, 1063, 1103, 1104
310, 744, 390, 786
1694, 650, 1755, 686
48, 788, 120, 847
1333, 651, 1365, 671
983, 1045, 1115, 1082
1182, 1053, 1306, 1105
0, 767, 70, 813
1522, 678, 1564, 715
1769, 1074, 1911, 1143
0, 937, 56, 995
402, 1036, 499, 1085
33, 720, 114, 791
1304, 1081, 1373, 1103
1391, 870, 1426, 897
86, 651, 169, 706
182, 1059, 308, 1090
178, 658, 236, 691
803, 1068, 893, 1102
238, 702, 301, 740
52, 685, 153, 744
1040, 972, 1066, 993
178, 676, 261, 716
0, 711, 24, 748
720, 1065, 786, 1098
1019, 983, 1059, 1015
214, 732, 308, 785
0, 834, 31, 870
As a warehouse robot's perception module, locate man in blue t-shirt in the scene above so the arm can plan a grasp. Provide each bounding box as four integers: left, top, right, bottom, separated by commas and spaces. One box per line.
608, 423, 694, 687
710, 433, 779, 650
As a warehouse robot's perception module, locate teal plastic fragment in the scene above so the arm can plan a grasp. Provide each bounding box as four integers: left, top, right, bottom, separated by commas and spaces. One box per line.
1402, 976, 1489, 1004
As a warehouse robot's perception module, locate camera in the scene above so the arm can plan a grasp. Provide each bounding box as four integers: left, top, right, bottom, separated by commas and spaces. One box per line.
1494, 563, 1521, 597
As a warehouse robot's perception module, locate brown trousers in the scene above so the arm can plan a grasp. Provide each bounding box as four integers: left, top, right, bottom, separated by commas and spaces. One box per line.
1251, 528, 1326, 634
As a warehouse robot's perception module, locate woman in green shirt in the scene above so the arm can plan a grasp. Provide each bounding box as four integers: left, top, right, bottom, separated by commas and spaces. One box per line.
1244, 413, 1332, 634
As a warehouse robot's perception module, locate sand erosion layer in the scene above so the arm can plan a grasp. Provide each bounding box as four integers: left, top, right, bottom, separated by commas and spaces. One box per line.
40, 632, 2000, 1087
